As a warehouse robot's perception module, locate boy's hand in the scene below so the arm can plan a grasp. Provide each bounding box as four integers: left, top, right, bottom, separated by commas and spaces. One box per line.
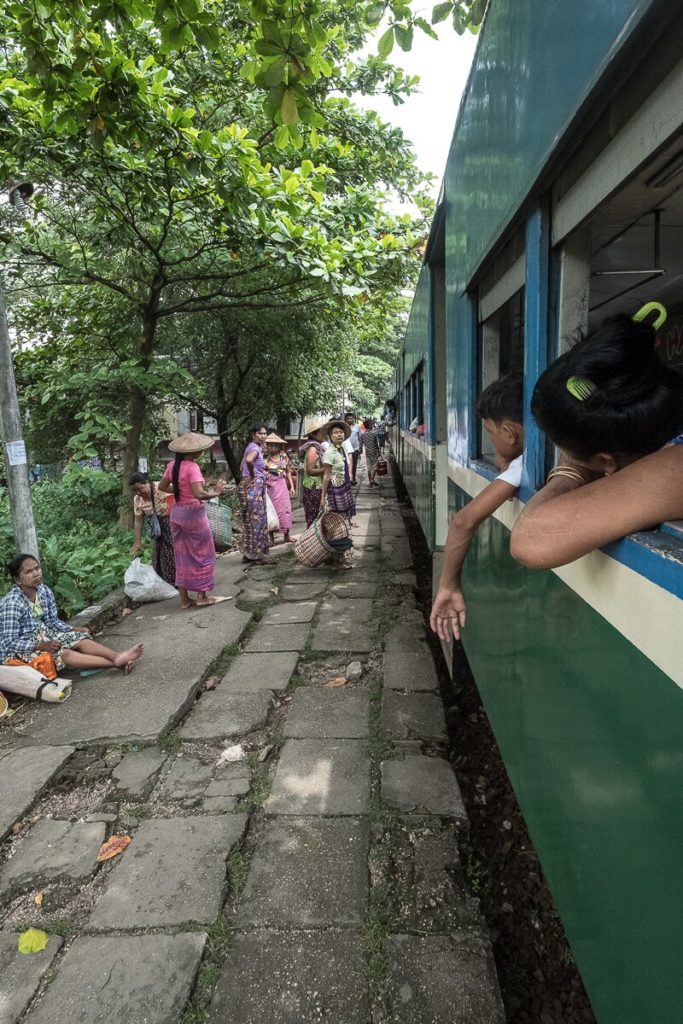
430, 586, 467, 642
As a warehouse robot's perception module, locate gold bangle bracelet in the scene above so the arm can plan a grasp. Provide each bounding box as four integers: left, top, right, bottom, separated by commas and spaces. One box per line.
547, 466, 588, 485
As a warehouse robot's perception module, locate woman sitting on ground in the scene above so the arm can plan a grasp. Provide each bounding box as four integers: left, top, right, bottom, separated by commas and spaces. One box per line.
264, 433, 296, 544
511, 309, 683, 569
157, 431, 228, 608
0, 555, 144, 675
128, 471, 176, 586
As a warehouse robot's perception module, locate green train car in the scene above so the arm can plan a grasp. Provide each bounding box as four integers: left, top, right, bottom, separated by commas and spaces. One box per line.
392, 2, 683, 1022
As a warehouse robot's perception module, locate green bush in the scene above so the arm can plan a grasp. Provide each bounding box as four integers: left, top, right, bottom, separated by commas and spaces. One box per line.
0, 468, 140, 616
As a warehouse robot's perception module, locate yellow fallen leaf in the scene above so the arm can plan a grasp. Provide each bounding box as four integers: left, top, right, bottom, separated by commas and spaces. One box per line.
269, 586, 279, 596
203, 675, 220, 691
34, 892, 44, 907
18, 928, 48, 954
97, 835, 132, 862
323, 677, 347, 688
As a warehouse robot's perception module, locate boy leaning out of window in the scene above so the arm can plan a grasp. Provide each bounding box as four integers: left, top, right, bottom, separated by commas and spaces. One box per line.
430, 373, 524, 642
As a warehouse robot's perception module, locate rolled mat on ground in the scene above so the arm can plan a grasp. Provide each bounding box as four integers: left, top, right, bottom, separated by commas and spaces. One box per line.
0, 664, 72, 702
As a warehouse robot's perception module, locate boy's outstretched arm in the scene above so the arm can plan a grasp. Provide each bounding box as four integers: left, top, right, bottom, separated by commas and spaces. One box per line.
430, 478, 518, 642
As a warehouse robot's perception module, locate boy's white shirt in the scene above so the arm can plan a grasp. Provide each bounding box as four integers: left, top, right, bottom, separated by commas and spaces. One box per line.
341, 438, 354, 455
496, 454, 523, 487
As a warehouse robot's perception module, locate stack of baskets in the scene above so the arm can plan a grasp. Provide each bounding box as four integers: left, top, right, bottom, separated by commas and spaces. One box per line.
294, 510, 350, 567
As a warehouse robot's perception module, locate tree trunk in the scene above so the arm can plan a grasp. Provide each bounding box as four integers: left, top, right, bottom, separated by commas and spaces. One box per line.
118, 291, 162, 529
118, 383, 147, 529
215, 371, 242, 482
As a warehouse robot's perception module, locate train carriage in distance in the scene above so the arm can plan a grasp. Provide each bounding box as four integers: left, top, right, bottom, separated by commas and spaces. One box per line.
392, 2, 683, 1022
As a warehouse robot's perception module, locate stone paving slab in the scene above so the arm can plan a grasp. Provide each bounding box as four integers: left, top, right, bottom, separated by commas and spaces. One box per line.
266, 739, 370, 815
318, 597, 373, 625
385, 934, 505, 1023
160, 755, 213, 800
329, 580, 377, 599
0, 819, 105, 895
0, 931, 62, 1024
287, 569, 336, 583
310, 621, 374, 653
283, 688, 369, 739
280, 582, 327, 601
23, 933, 206, 1024
112, 747, 167, 799
0, 745, 74, 840
219, 652, 298, 692
381, 693, 448, 742
207, 931, 369, 1024
384, 623, 428, 653
261, 602, 317, 625
90, 814, 247, 927
179, 689, 273, 740
391, 821, 481, 933
383, 650, 439, 692
381, 757, 466, 818
1, 599, 252, 748
244, 622, 310, 653
238, 817, 368, 926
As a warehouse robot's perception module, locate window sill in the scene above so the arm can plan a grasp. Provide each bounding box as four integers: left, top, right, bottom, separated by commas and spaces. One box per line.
468, 459, 683, 600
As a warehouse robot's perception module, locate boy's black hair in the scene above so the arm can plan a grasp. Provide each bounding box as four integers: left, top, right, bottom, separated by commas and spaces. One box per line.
531, 314, 683, 458
476, 371, 524, 424
128, 471, 148, 486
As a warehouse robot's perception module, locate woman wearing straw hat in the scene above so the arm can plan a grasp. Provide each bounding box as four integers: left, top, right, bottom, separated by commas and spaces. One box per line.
298, 420, 327, 528
320, 420, 358, 527
157, 432, 228, 608
238, 424, 275, 565
264, 432, 296, 544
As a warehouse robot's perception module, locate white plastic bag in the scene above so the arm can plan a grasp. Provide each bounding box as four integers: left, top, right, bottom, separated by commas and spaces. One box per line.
0, 665, 72, 702
265, 493, 280, 532
124, 558, 177, 603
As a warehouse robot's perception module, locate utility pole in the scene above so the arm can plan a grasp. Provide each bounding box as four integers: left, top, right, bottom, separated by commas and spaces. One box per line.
0, 181, 39, 557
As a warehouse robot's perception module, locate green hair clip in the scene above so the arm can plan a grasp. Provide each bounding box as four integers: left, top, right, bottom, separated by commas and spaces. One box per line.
566, 375, 596, 401
633, 301, 667, 329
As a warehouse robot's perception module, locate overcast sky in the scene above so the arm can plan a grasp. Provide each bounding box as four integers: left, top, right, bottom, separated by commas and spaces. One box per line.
355, 24, 478, 193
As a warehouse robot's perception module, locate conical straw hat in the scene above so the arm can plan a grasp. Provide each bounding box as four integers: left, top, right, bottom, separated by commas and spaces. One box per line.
264, 432, 286, 445
168, 431, 214, 453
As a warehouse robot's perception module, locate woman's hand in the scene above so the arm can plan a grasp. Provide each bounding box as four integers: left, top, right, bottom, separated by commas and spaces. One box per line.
429, 586, 467, 642
128, 541, 143, 554
36, 640, 61, 654
289, 486, 296, 497
215, 479, 227, 495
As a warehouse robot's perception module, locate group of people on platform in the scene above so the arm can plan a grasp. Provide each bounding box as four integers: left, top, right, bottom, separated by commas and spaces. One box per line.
0, 410, 388, 682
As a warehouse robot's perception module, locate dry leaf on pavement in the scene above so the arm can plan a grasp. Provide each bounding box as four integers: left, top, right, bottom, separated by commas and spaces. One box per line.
97, 835, 132, 862
258, 744, 274, 762
34, 892, 44, 907
203, 675, 220, 691
269, 587, 279, 596
324, 677, 348, 688
121, 607, 132, 616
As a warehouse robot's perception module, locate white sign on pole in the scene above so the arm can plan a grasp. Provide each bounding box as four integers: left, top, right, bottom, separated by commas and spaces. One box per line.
138, 457, 148, 473
6, 440, 27, 466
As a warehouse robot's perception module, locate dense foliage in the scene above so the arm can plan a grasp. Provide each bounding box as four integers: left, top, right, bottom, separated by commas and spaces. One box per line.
0, 467, 137, 613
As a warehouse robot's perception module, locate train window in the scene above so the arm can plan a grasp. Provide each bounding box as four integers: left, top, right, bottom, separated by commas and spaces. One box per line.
405, 361, 425, 433
477, 288, 524, 462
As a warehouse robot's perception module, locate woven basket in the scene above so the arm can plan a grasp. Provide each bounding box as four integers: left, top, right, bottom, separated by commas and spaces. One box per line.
294, 511, 349, 567
206, 498, 233, 546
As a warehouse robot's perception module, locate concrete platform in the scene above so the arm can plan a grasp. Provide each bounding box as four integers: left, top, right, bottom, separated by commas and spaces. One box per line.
283, 688, 369, 739
266, 739, 370, 815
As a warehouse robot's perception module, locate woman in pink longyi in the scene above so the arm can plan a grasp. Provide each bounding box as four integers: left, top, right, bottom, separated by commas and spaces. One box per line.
158, 431, 227, 609
264, 433, 296, 544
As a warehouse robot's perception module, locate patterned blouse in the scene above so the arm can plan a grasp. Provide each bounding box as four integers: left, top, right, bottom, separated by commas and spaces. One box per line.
133, 482, 169, 517
323, 444, 347, 486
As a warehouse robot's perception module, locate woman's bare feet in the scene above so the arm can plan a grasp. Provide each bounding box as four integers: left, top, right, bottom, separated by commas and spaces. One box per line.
113, 643, 144, 673
180, 600, 196, 610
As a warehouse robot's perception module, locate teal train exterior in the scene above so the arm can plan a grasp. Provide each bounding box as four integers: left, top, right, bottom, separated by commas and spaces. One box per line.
392, 2, 683, 1022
